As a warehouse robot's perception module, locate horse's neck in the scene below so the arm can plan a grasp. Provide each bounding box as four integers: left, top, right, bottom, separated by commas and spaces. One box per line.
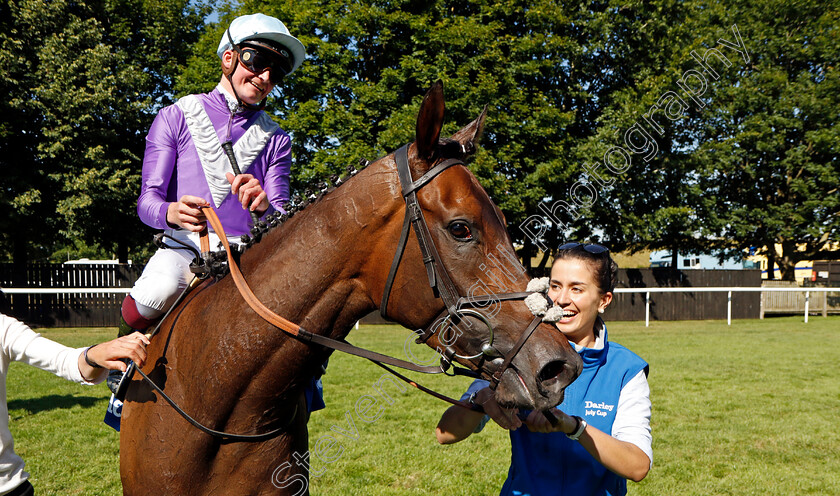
239, 159, 400, 340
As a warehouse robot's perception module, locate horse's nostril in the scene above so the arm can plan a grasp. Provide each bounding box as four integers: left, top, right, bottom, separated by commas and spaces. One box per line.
538, 360, 568, 384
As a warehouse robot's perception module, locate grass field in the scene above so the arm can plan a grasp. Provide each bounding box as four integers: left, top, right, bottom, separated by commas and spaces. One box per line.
8, 316, 840, 495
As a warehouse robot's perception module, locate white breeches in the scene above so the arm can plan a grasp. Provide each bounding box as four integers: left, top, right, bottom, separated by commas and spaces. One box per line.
130, 229, 241, 319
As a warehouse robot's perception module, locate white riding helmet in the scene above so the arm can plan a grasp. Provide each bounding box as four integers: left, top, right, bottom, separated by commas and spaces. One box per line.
217, 13, 306, 75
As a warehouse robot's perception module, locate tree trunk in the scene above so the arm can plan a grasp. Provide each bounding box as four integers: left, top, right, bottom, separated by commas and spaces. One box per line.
778, 241, 798, 282
10, 238, 29, 321
520, 238, 534, 276
777, 257, 797, 282
779, 241, 802, 281
535, 248, 552, 277
117, 241, 129, 264
766, 244, 776, 280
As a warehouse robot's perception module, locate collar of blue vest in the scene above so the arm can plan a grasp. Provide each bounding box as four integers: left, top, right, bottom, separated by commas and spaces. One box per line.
571, 318, 609, 368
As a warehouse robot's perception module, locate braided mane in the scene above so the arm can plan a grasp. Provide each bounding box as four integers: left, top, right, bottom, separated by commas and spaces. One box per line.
202, 138, 470, 277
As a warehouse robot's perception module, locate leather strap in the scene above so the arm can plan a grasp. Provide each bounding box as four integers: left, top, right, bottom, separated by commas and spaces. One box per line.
491, 315, 543, 388
386, 145, 462, 315
132, 166, 553, 442
204, 207, 301, 335
380, 196, 414, 318
199, 229, 210, 255
456, 292, 535, 307
202, 207, 445, 375
295, 328, 444, 374
134, 364, 296, 441
401, 158, 464, 196
193, 143, 553, 409
379, 144, 551, 390
371, 360, 483, 414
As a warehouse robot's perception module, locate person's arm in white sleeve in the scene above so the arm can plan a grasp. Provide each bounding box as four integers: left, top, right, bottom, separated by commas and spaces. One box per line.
3, 315, 90, 384
524, 369, 652, 482
1, 314, 150, 384
611, 369, 653, 469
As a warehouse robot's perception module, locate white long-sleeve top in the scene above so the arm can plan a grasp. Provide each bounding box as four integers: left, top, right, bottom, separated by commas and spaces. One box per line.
0, 314, 105, 494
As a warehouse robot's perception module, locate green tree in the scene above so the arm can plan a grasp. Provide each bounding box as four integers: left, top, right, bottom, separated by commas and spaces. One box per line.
692, 0, 840, 280
536, 0, 839, 280
0, 0, 209, 265
179, 0, 838, 278
181, 0, 632, 271
555, 1, 707, 270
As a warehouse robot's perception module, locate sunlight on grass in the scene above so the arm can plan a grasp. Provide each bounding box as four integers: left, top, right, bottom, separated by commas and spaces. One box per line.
7, 317, 840, 495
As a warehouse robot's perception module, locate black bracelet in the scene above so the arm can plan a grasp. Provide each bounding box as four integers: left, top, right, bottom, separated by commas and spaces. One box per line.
84, 345, 103, 368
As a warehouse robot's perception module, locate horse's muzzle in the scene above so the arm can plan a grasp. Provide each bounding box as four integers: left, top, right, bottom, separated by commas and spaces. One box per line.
536, 357, 582, 400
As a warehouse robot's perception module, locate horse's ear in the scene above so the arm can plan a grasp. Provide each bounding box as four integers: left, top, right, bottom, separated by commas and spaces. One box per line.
415, 80, 445, 161
450, 105, 487, 156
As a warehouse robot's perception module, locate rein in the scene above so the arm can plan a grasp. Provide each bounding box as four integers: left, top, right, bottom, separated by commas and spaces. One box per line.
130, 145, 554, 441
381, 145, 546, 390
127, 206, 478, 442
202, 207, 464, 376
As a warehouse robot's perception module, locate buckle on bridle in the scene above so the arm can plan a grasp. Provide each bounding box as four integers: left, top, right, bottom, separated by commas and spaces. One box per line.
437, 308, 498, 360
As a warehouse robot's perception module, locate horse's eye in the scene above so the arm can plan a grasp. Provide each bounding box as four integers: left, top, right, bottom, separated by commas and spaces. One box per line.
448, 221, 473, 240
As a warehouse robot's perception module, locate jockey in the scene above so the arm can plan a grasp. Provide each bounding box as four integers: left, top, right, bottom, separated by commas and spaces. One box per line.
108, 13, 325, 412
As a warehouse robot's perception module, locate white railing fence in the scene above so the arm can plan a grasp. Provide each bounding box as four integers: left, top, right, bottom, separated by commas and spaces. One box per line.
614, 287, 840, 326
1, 287, 838, 327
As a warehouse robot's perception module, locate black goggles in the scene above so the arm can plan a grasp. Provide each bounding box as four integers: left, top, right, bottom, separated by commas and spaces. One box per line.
226, 30, 293, 84
234, 45, 292, 84
558, 242, 610, 254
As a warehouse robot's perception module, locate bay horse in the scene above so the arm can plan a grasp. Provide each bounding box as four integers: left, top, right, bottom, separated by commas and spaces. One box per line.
119, 81, 582, 495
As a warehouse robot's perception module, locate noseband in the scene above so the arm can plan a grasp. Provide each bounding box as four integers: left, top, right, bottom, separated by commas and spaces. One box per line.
380, 145, 544, 389
127, 143, 551, 442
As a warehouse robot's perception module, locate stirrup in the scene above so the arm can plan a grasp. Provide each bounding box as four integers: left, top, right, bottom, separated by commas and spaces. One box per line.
111, 362, 137, 401
106, 369, 122, 395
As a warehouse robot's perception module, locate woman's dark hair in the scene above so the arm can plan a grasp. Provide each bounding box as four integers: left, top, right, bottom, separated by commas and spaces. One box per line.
552, 243, 618, 293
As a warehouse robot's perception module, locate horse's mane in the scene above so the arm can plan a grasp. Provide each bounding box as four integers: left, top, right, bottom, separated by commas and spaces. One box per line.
202, 138, 470, 277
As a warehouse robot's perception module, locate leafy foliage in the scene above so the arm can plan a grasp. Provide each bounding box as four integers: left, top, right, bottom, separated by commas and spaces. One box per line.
0, 0, 210, 264
183, 0, 609, 270
556, 0, 839, 278
690, 1, 840, 279
2, 0, 837, 278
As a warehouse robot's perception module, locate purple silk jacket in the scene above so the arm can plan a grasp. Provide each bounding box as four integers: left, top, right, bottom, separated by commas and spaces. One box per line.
137, 88, 291, 237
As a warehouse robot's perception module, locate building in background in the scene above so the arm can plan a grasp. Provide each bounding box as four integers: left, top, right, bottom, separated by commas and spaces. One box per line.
649, 251, 758, 270
743, 243, 840, 283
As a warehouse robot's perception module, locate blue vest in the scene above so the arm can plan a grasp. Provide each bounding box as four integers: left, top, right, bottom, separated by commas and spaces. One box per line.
500, 327, 648, 496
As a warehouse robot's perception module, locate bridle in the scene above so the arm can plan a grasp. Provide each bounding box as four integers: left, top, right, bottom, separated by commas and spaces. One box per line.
380, 144, 545, 389
126, 142, 552, 441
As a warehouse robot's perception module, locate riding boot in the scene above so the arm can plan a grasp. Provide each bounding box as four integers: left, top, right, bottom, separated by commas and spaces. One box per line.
108, 294, 157, 395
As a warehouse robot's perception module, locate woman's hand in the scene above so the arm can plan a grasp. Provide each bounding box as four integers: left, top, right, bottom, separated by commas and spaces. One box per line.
525, 408, 651, 482
166, 195, 210, 232
78, 332, 151, 382
226, 173, 268, 215
524, 408, 577, 434
87, 332, 151, 371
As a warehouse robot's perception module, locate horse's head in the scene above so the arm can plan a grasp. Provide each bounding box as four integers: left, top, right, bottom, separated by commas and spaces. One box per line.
377, 81, 581, 410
